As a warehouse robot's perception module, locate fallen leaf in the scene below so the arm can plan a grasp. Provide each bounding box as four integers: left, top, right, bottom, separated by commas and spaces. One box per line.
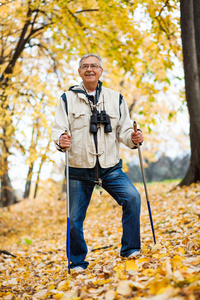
33, 289, 48, 298
60, 289, 79, 299
116, 280, 132, 296
105, 289, 116, 300
57, 280, 70, 291
125, 260, 139, 271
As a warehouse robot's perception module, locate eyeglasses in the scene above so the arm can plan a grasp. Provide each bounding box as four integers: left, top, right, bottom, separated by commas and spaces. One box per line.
80, 64, 102, 70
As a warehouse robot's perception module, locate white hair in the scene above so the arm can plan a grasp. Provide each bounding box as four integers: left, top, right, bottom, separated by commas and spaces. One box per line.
79, 53, 102, 68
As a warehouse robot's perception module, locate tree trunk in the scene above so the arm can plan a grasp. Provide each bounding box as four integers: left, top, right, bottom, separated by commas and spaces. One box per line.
33, 162, 42, 199
23, 163, 34, 198
193, 0, 200, 84
0, 156, 17, 207
0, 4, 45, 206
0, 133, 17, 207
34, 141, 51, 199
23, 119, 40, 198
179, 0, 200, 186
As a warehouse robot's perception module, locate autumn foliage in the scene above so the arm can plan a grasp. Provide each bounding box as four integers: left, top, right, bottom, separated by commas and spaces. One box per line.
0, 0, 183, 206
0, 181, 200, 299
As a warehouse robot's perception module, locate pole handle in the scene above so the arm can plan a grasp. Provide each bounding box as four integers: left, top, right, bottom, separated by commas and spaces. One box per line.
133, 121, 137, 133
63, 130, 69, 152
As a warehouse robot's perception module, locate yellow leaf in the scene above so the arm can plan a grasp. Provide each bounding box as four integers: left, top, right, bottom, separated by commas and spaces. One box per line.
114, 263, 126, 279
177, 247, 185, 254
53, 292, 65, 299
152, 253, 167, 259
49, 284, 55, 290
125, 260, 139, 271
92, 279, 111, 286
150, 287, 179, 299
57, 280, 70, 291
171, 255, 185, 271
142, 268, 157, 276
137, 257, 149, 264
150, 277, 170, 295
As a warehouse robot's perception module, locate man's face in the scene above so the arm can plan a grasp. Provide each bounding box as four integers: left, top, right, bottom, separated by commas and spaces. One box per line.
78, 56, 103, 87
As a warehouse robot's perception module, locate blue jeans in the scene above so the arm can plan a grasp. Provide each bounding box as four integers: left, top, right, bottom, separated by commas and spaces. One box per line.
67, 168, 141, 269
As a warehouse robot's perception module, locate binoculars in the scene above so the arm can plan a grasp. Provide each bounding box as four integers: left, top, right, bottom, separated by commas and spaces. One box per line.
90, 109, 112, 133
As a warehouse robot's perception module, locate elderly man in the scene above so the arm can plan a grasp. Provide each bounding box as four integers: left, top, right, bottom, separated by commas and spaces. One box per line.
52, 53, 143, 271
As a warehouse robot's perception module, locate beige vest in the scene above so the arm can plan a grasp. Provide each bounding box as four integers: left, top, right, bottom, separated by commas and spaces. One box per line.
52, 84, 136, 168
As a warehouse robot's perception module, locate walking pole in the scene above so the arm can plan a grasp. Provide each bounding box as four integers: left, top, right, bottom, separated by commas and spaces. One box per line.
133, 121, 156, 244
64, 130, 70, 274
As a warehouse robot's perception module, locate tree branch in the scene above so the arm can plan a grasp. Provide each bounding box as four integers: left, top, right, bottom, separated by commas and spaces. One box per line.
0, 250, 17, 258
158, 0, 170, 17
75, 9, 99, 14
66, 7, 85, 27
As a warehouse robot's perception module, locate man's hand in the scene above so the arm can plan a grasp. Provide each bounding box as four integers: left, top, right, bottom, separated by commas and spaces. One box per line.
131, 130, 143, 145
59, 132, 71, 150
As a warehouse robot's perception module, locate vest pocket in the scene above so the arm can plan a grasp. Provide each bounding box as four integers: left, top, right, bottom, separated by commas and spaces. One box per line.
71, 112, 88, 130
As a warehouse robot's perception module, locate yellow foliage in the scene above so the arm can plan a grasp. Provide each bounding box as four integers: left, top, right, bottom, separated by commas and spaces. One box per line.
0, 0, 185, 192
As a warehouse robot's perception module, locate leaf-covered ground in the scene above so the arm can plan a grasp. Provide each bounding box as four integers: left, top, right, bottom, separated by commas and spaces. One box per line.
0, 181, 200, 300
